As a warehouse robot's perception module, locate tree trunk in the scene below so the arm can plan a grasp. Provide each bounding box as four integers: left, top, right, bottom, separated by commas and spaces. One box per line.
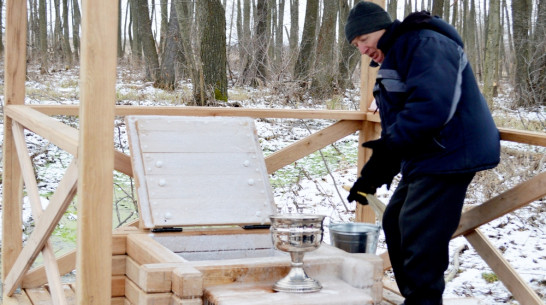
275, 0, 285, 68
39, 0, 48, 72
198, 0, 228, 103
159, 0, 169, 54
311, 0, 338, 97
294, 0, 319, 81
155, 0, 181, 90
482, 0, 500, 105
338, 0, 359, 90
130, 0, 143, 61
0, 0, 3, 55
432, 0, 444, 18
289, 0, 299, 68
530, 0, 545, 106
174, 0, 200, 99
388, 0, 398, 20
511, 0, 532, 106
135, 0, 160, 82
241, 0, 269, 86
72, 0, 81, 60
118, 0, 123, 58
62, 0, 73, 67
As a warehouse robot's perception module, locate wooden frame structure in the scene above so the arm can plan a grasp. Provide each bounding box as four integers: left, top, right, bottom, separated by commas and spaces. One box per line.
2, 0, 545, 304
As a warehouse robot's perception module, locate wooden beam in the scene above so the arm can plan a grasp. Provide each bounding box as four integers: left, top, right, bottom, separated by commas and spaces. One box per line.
28, 104, 369, 120
76, 0, 118, 303
7, 123, 67, 303
499, 127, 546, 147
265, 120, 362, 174
5, 105, 133, 176
3, 161, 78, 297
465, 229, 543, 305
455, 171, 546, 237
2, 0, 27, 288
23, 251, 76, 288
125, 278, 172, 305
126, 234, 186, 265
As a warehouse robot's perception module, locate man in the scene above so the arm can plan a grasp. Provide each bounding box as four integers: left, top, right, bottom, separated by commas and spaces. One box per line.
345, 2, 501, 305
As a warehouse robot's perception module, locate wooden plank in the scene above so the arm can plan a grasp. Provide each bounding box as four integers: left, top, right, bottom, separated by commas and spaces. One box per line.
2, 292, 33, 305
63, 284, 77, 304
125, 278, 172, 305
171, 265, 204, 299
499, 127, 546, 147
29, 104, 369, 120
113, 255, 127, 276
465, 229, 543, 305
9, 123, 68, 304
4, 161, 78, 297
355, 120, 381, 223
26, 287, 54, 304
2, 0, 27, 286
5, 105, 133, 177
76, 0, 118, 303
5, 106, 79, 155
265, 120, 362, 174
23, 251, 76, 288
113, 227, 142, 255
125, 257, 178, 293
170, 295, 204, 305
126, 234, 186, 265
112, 275, 126, 297
455, 171, 546, 237
111, 297, 126, 305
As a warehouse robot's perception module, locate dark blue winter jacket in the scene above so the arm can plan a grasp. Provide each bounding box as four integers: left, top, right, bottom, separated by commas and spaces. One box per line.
374, 12, 500, 179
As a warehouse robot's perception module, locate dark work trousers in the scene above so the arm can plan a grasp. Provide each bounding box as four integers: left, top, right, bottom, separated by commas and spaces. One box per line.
382, 172, 475, 305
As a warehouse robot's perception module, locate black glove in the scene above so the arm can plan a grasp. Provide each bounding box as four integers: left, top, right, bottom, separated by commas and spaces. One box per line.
347, 138, 401, 205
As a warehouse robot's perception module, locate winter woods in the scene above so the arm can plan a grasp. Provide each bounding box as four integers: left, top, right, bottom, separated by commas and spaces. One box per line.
5, 0, 545, 107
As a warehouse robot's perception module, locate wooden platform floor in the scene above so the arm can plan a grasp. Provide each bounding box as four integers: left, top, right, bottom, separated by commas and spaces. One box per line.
2, 283, 483, 305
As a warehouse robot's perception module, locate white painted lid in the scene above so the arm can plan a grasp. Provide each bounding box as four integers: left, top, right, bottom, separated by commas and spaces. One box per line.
126, 115, 276, 229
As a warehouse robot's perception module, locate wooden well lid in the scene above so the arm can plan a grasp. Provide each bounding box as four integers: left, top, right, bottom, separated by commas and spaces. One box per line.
126, 116, 276, 229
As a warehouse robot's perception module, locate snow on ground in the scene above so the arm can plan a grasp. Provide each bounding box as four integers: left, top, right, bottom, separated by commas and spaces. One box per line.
0, 66, 545, 304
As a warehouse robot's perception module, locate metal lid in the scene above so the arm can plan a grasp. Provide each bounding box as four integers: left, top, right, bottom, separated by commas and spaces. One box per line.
126, 115, 276, 229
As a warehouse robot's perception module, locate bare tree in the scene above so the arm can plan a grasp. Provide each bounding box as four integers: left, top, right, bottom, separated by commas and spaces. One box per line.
155, 0, 181, 90
311, 0, 338, 97
483, 0, 501, 105
72, 0, 81, 60
241, 0, 269, 86
135, 0, 160, 81
198, 0, 228, 102
294, 0, 319, 81
511, 0, 532, 106
62, 0, 73, 67
39, 0, 48, 72
288, 0, 299, 68
338, 0, 359, 90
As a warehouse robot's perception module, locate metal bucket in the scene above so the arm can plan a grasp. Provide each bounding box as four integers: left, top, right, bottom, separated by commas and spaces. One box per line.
329, 223, 381, 254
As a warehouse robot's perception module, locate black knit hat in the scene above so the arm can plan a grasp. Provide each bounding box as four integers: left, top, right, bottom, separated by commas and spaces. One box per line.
345, 1, 393, 44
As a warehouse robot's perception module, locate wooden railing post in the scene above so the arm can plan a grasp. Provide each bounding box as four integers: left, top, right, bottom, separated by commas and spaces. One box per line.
76, 0, 118, 303
2, 0, 27, 292
355, 1, 384, 223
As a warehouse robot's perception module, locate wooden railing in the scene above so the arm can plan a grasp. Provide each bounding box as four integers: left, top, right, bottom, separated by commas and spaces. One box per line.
2, 103, 545, 305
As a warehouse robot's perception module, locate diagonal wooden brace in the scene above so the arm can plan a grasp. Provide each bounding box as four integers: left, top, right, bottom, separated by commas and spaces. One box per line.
3, 123, 78, 299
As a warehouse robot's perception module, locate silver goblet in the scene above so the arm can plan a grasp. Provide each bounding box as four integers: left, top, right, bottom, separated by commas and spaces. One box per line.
269, 214, 326, 293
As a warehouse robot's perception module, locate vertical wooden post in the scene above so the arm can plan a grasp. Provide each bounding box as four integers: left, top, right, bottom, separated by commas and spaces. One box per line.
76, 0, 118, 303
355, 0, 385, 223
2, 0, 27, 289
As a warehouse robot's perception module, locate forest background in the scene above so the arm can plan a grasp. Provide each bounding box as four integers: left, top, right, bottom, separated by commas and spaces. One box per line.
0, 0, 545, 303
0, 0, 543, 108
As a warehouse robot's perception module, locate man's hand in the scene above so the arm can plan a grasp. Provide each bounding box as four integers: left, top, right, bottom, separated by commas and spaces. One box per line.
347, 138, 401, 205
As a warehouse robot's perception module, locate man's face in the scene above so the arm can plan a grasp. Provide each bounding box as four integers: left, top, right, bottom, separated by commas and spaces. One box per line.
351, 29, 386, 63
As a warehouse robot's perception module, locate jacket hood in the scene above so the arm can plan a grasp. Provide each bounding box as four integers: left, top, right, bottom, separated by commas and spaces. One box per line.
378, 11, 464, 55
